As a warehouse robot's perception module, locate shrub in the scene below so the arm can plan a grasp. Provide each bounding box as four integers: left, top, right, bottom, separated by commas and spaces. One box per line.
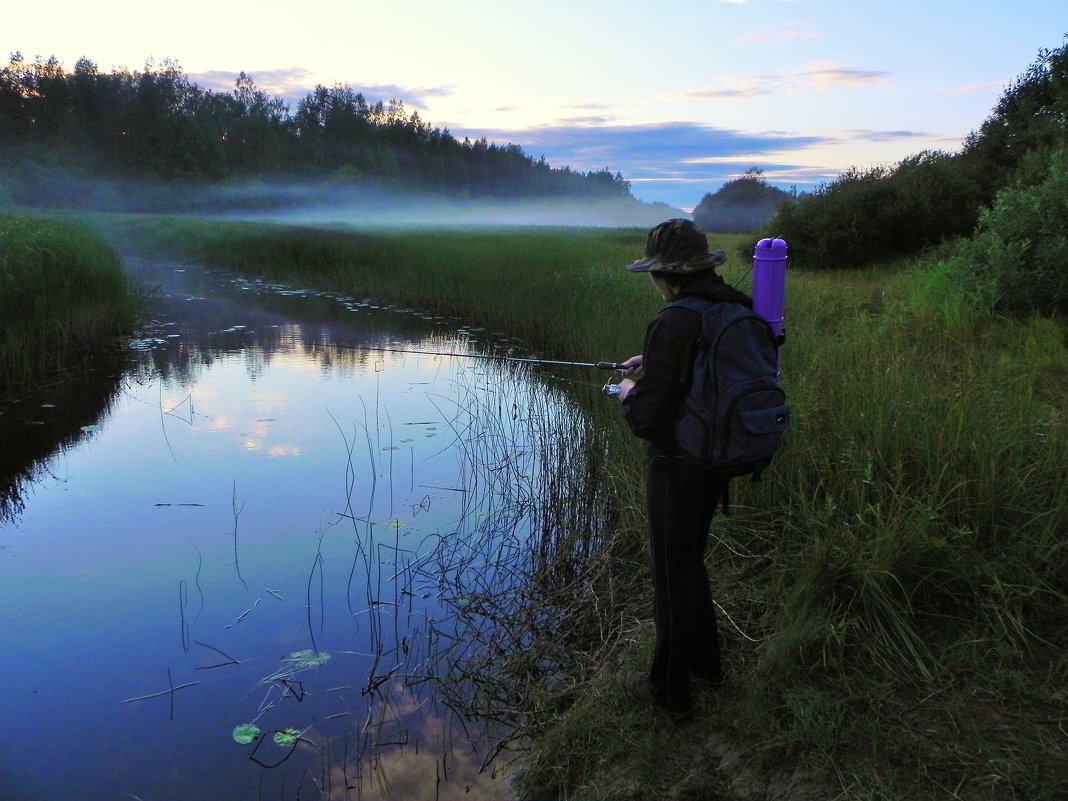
764, 151, 986, 269
693, 169, 792, 233
943, 148, 1068, 316
963, 38, 1068, 192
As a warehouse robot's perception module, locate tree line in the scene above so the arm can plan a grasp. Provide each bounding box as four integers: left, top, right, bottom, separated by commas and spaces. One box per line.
0, 53, 632, 202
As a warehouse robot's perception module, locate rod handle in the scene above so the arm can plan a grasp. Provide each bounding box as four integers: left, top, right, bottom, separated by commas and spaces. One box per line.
595, 361, 624, 370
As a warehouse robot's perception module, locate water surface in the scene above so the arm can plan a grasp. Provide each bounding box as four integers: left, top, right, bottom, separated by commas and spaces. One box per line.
0, 259, 596, 800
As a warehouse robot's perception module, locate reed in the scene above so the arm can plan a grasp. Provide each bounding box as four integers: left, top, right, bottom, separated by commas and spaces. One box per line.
98, 215, 1067, 800
0, 214, 137, 391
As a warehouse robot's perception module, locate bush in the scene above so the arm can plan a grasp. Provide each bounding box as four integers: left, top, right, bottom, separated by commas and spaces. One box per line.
944, 148, 1068, 316
764, 151, 986, 269
963, 38, 1068, 192
693, 169, 792, 233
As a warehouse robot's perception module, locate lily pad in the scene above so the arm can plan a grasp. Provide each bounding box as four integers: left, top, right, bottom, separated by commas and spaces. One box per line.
273, 728, 301, 747
232, 723, 261, 744
285, 649, 330, 669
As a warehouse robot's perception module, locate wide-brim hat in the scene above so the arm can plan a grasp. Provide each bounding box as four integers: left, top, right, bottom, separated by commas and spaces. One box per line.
626, 218, 728, 274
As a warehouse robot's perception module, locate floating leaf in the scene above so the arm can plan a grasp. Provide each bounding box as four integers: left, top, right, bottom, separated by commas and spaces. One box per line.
273, 728, 301, 747
285, 649, 330, 669
232, 723, 261, 744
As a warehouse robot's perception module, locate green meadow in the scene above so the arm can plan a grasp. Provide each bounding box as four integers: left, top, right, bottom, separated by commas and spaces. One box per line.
91, 215, 1066, 800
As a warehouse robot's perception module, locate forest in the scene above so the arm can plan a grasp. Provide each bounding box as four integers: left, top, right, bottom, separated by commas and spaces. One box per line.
0, 53, 634, 208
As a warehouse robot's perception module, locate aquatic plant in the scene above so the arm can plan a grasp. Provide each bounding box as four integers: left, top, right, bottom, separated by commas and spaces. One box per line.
0, 214, 137, 392
284, 649, 330, 669
272, 728, 301, 747
231, 723, 261, 745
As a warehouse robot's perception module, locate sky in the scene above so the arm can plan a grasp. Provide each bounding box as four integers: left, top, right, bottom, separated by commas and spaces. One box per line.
5, 1, 1066, 210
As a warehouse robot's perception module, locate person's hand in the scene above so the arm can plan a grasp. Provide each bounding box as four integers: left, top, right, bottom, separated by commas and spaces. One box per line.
617, 377, 636, 401
621, 354, 644, 379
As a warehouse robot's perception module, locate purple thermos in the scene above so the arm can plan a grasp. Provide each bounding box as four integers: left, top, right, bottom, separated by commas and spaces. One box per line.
752, 238, 788, 344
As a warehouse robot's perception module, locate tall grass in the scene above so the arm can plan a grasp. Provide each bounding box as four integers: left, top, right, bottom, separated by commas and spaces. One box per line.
0, 214, 137, 391
95, 216, 666, 360
98, 216, 1067, 800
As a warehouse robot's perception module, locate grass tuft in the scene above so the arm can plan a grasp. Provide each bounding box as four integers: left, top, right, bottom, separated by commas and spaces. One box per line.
0, 214, 137, 391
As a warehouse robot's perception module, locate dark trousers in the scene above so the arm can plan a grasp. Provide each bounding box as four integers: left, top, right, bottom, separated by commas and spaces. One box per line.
644, 452, 723, 713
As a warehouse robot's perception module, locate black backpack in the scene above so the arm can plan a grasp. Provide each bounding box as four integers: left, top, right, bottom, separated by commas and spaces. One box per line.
670, 296, 789, 486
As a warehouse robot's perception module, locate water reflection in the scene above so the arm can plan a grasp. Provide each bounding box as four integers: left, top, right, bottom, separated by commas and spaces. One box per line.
0, 259, 611, 800
0, 349, 127, 522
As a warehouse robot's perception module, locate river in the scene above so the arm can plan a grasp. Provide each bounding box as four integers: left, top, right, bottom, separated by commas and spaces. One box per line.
0, 257, 606, 800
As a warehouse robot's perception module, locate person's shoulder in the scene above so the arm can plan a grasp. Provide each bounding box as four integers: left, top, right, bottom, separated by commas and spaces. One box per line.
651, 300, 705, 336
655, 300, 702, 320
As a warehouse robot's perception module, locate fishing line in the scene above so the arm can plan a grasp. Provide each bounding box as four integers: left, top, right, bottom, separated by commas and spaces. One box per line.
368, 347, 624, 370
146, 338, 624, 371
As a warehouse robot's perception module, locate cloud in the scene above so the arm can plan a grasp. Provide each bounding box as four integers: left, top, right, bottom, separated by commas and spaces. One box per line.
448, 120, 837, 206
680, 81, 774, 100
739, 26, 823, 45
468, 120, 827, 166
677, 60, 891, 100
567, 101, 614, 111
800, 62, 891, 90
347, 82, 454, 105
186, 67, 453, 109
447, 119, 937, 208
551, 114, 617, 126
933, 81, 1006, 95
841, 128, 930, 143
188, 67, 316, 98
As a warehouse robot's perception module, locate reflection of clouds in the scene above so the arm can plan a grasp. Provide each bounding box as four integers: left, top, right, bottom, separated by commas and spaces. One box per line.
246, 419, 273, 440
268, 445, 302, 458
327, 741, 512, 801
250, 389, 290, 414
314, 682, 516, 801
209, 416, 235, 433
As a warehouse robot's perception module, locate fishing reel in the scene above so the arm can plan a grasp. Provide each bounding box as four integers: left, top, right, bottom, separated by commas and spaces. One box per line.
601, 361, 631, 397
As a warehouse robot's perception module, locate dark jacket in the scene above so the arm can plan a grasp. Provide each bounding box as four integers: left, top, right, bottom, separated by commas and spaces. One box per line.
622, 271, 752, 452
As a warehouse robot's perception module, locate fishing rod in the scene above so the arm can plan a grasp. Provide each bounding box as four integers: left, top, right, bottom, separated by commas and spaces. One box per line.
371, 347, 625, 371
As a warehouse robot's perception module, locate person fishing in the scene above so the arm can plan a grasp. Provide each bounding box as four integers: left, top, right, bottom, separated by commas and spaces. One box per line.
611, 218, 759, 720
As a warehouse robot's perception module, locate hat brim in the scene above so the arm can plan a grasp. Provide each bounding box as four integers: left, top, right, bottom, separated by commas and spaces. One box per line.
626, 250, 728, 274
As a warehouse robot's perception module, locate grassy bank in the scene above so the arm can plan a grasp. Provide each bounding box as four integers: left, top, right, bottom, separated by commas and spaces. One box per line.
100, 216, 1067, 800
0, 214, 137, 392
